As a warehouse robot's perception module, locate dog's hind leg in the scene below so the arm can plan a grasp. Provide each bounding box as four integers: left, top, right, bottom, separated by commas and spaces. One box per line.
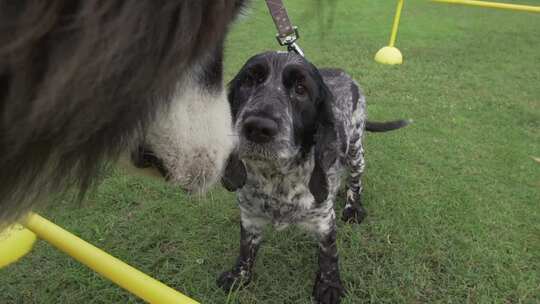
217, 211, 265, 292
342, 124, 367, 224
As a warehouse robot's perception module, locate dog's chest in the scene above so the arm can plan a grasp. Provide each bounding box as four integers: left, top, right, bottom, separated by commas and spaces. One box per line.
237, 158, 322, 229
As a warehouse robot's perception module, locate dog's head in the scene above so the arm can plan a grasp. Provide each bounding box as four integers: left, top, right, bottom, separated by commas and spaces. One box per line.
0, 0, 253, 224
125, 63, 237, 193
229, 52, 337, 160
115, 1, 249, 194
222, 52, 342, 203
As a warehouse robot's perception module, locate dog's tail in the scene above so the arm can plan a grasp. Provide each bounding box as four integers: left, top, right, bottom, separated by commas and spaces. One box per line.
365, 119, 411, 132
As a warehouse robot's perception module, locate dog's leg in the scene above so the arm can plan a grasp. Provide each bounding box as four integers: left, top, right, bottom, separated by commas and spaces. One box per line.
217, 212, 264, 292
342, 129, 367, 224
312, 211, 345, 304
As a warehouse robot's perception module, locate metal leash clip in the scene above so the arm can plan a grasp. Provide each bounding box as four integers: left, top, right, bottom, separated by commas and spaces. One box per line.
275, 27, 305, 57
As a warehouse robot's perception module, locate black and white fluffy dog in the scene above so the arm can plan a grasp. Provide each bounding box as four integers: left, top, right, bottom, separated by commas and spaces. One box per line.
220, 52, 409, 304
0, 1, 250, 226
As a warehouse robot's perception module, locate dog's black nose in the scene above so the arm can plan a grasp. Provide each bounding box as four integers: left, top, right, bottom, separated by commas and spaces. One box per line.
243, 117, 278, 143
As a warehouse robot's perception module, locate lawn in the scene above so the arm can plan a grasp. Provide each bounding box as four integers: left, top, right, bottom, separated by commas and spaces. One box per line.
1, 1, 539, 303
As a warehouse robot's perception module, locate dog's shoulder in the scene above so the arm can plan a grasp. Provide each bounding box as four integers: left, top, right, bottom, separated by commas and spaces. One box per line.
320, 68, 364, 113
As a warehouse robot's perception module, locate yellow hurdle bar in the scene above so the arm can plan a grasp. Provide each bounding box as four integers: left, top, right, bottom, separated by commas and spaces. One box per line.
23, 213, 199, 304
432, 0, 540, 13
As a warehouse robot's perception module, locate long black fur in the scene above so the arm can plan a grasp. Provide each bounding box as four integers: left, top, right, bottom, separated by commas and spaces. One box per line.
0, 0, 247, 225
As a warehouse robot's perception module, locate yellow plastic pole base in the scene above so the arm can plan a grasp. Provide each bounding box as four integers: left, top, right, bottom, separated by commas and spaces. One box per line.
0, 224, 37, 268
375, 46, 403, 65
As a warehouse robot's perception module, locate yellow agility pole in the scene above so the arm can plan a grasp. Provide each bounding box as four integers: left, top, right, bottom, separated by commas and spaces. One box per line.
375, 0, 405, 65
388, 0, 405, 48
432, 0, 540, 13
23, 213, 199, 304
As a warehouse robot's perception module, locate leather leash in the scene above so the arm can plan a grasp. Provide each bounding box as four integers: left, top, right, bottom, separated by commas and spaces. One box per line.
265, 0, 305, 57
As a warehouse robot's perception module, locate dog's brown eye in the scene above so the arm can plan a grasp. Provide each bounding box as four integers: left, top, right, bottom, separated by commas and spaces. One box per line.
295, 84, 306, 95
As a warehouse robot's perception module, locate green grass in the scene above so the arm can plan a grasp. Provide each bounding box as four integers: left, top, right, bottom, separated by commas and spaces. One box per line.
2, 1, 539, 303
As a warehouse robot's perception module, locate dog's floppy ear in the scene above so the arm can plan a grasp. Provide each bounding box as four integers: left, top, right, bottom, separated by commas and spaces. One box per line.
221, 152, 246, 192
222, 70, 248, 192
309, 81, 343, 204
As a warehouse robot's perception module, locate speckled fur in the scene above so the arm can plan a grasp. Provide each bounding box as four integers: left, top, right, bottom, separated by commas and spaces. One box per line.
232, 65, 367, 232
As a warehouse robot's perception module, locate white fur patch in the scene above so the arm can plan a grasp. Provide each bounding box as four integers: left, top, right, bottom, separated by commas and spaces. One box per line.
145, 75, 235, 192
118, 58, 235, 193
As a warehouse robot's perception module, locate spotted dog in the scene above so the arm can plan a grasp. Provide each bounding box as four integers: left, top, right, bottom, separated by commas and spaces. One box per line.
219, 51, 409, 304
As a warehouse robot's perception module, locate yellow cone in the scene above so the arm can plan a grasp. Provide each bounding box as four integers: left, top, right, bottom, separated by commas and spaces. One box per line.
375, 46, 403, 65
375, 0, 405, 65
0, 224, 37, 268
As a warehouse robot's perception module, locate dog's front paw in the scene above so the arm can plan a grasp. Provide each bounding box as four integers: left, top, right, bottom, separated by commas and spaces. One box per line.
341, 205, 366, 224
217, 269, 251, 292
312, 272, 345, 304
